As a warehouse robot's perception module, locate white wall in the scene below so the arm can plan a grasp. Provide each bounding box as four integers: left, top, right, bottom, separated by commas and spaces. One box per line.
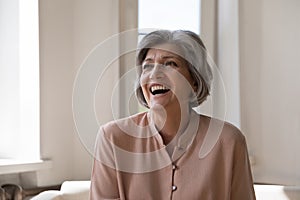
38, 0, 76, 186
202, 0, 300, 185
36, 0, 119, 186
239, 0, 300, 185
200, 0, 241, 128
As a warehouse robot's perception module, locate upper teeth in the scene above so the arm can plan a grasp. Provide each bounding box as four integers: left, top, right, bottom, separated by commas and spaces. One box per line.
151, 85, 168, 92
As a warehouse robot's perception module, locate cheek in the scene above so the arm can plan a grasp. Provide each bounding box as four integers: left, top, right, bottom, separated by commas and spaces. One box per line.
141, 87, 150, 106
171, 73, 195, 97
170, 71, 193, 88
140, 72, 146, 84
141, 85, 148, 96
180, 70, 195, 90
139, 73, 148, 92
139, 74, 150, 100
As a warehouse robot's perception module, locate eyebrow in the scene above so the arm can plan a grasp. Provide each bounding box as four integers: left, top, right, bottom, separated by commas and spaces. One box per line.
144, 55, 180, 62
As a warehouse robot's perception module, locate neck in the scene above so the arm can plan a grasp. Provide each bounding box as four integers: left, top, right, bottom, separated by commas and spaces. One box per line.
150, 104, 192, 144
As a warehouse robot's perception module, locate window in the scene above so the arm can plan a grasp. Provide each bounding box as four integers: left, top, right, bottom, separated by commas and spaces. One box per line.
0, 0, 40, 165
138, 0, 201, 34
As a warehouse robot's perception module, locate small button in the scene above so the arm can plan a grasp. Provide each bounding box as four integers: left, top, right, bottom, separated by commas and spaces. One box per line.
172, 165, 177, 170
172, 185, 177, 191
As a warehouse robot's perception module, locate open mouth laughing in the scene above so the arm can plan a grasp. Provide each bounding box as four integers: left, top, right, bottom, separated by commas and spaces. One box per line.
150, 84, 170, 95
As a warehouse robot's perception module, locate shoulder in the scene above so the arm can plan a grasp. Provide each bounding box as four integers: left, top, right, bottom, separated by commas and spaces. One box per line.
217, 121, 248, 156
221, 121, 246, 146
200, 114, 246, 148
100, 112, 149, 138
96, 112, 154, 153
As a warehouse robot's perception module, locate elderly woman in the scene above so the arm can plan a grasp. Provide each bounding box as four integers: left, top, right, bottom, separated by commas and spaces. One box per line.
90, 30, 256, 200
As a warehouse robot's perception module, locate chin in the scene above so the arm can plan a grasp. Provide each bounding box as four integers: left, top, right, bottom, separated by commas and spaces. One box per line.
150, 100, 176, 111
149, 102, 166, 109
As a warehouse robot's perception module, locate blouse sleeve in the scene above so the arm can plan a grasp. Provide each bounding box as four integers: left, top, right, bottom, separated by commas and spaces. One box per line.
231, 136, 256, 200
90, 127, 120, 200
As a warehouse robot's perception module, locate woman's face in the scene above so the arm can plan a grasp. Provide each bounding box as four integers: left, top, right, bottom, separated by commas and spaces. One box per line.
140, 43, 196, 110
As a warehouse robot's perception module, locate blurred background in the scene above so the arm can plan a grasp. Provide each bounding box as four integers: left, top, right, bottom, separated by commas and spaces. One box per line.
0, 0, 299, 188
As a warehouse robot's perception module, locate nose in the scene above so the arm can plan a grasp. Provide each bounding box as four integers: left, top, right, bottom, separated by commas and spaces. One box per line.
149, 63, 165, 79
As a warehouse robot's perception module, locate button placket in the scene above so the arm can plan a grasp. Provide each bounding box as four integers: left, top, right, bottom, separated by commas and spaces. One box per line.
171, 163, 177, 194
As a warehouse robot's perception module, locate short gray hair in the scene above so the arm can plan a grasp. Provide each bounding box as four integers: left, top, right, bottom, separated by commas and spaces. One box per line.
135, 30, 213, 108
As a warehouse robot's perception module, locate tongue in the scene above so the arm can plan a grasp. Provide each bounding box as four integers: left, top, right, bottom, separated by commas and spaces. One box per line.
152, 89, 170, 95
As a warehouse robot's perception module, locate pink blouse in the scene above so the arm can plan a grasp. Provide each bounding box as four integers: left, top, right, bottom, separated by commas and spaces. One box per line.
90, 111, 256, 200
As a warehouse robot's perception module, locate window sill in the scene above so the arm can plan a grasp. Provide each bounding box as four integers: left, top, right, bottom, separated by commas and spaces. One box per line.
0, 159, 52, 175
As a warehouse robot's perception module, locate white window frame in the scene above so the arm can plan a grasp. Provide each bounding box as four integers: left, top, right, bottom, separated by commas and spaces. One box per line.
0, 0, 50, 174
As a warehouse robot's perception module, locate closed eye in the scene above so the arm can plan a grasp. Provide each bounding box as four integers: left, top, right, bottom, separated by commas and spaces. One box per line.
142, 63, 154, 70
165, 61, 178, 67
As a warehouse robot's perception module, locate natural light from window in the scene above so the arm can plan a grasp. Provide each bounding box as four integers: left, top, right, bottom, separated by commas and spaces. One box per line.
0, 0, 40, 165
138, 0, 201, 34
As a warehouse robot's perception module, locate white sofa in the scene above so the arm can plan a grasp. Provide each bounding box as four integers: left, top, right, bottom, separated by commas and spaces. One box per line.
32, 181, 300, 200
31, 181, 90, 200
254, 184, 300, 200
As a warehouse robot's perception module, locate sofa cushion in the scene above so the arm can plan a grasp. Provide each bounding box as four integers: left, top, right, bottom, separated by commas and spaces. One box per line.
31, 181, 90, 200
59, 181, 90, 200
31, 190, 63, 200
254, 184, 300, 200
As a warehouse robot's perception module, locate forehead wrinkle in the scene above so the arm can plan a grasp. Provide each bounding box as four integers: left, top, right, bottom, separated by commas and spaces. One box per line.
161, 55, 180, 60
144, 50, 182, 63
